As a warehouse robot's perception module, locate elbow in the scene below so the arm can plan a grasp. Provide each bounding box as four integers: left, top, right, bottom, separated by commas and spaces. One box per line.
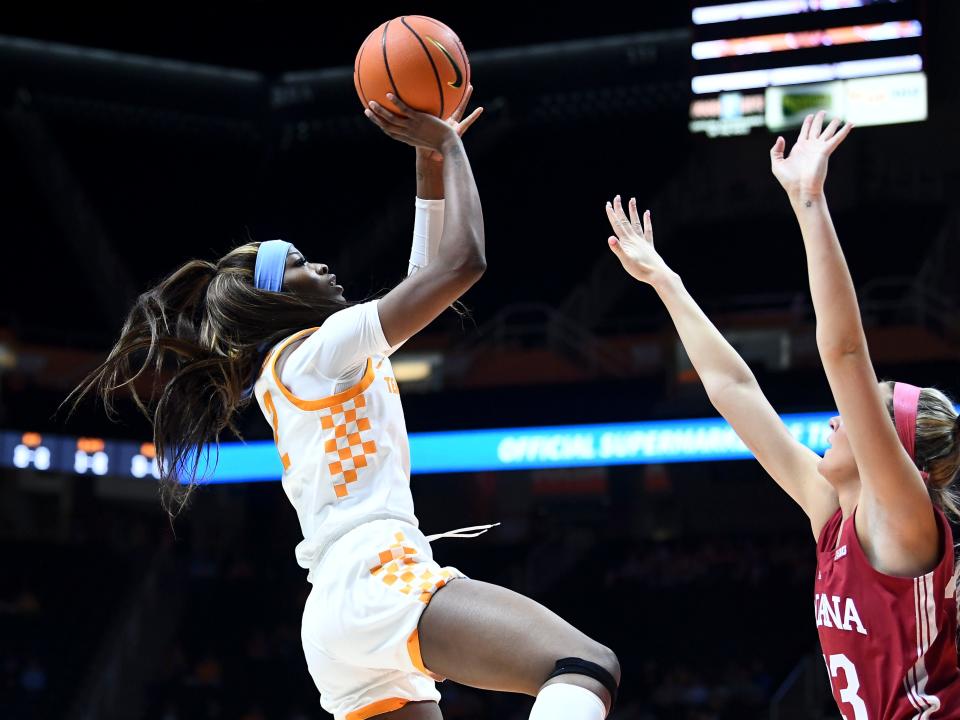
705, 374, 758, 410
815, 328, 866, 361
452, 257, 485, 289
466, 254, 487, 280
451, 244, 486, 283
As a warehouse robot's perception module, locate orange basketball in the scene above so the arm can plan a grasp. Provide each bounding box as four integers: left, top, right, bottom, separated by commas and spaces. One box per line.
354, 16, 470, 118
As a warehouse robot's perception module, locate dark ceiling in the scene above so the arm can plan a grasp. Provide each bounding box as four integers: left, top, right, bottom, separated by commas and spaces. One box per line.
1, 2, 957, 350
0, 3, 690, 72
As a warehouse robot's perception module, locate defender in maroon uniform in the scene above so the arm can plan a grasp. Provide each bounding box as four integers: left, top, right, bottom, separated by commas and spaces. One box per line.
602, 113, 960, 718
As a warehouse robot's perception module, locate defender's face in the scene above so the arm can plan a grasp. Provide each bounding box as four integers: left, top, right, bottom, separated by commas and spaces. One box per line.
819, 414, 856, 482
817, 382, 894, 484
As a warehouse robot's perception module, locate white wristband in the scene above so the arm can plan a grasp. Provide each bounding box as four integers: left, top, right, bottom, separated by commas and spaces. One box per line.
409, 197, 445, 275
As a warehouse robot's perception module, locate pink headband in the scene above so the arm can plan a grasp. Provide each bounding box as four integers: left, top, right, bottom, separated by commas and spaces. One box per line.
893, 382, 928, 480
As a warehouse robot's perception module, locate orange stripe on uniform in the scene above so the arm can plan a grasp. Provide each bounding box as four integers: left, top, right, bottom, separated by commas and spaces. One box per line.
271, 350, 375, 411
259, 327, 317, 378
407, 628, 444, 681
345, 697, 409, 720
263, 391, 290, 472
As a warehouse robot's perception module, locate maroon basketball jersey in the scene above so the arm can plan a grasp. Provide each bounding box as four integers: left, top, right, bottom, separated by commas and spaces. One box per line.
816, 506, 960, 718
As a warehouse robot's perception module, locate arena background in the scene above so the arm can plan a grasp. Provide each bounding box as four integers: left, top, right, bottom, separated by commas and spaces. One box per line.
2, 2, 959, 718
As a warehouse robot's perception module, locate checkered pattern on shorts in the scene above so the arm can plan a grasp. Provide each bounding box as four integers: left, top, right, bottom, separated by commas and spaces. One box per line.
368, 532, 455, 603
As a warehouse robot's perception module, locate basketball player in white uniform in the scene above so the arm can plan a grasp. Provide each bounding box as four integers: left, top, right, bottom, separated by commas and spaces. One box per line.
252, 90, 620, 720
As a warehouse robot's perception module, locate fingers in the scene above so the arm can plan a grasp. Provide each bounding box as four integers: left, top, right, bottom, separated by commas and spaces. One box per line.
810, 110, 825, 139
457, 107, 484, 136
605, 202, 622, 238
628, 197, 641, 228
770, 135, 787, 159
367, 100, 406, 129
827, 122, 854, 151
607, 195, 639, 242
613, 195, 629, 225
386, 92, 416, 118
820, 117, 841, 141
365, 104, 414, 144
770, 136, 785, 162
643, 209, 654, 247
451, 84, 474, 121
778, 112, 850, 154
364, 107, 396, 135
613, 195, 634, 235
606, 199, 631, 240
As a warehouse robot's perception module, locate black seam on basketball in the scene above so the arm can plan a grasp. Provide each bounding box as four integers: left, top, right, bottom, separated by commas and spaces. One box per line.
401, 16, 445, 118
355, 42, 370, 107
452, 39, 469, 87
380, 20, 406, 106
412, 17, 470, 90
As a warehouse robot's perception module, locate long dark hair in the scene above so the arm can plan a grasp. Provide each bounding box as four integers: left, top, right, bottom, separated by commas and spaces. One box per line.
67, 242, 347, 517
881, 381, 960, 522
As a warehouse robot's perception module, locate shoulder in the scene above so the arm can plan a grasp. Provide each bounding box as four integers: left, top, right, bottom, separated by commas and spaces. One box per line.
284, 302, 386, 380
854, 500, 944, 578
274, 329, 319, 381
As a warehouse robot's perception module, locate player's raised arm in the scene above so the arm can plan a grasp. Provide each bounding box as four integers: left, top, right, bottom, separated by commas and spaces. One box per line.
407, 84, 482, 273
365, 90, 485, 347
770, 111, 939, 572
605, 196, 837, 536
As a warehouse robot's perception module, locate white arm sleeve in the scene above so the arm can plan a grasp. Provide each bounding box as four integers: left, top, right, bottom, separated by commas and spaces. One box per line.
407, 197, 444, 276
280, 301, 391, 389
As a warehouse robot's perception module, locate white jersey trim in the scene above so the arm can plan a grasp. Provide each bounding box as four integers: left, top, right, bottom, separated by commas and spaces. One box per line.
903, 573, 941, 718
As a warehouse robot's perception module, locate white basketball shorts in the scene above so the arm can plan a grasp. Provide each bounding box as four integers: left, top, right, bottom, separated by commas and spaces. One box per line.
301, 518, 464, 720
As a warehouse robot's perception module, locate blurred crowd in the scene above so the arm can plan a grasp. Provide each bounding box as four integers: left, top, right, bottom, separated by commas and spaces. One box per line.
2, 477, 819, 720
141, 531, 814, 719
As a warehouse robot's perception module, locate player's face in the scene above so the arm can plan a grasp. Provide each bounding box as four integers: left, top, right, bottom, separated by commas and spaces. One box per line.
283, 251, 345, 302
819, 414, 856, 483
819, 383, 895, 485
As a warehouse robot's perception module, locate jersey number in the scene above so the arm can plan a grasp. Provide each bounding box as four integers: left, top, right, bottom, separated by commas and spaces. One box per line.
826, 653, 868, 720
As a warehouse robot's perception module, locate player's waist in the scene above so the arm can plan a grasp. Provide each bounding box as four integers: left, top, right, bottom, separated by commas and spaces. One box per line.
299, 511, 417, 576
299, 513, 499, 582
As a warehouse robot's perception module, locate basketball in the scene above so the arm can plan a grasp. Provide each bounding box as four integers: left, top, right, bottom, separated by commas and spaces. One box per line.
354, 16, 470, 118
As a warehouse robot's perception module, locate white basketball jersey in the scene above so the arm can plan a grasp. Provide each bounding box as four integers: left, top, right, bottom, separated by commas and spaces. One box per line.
254, 327, 417, 579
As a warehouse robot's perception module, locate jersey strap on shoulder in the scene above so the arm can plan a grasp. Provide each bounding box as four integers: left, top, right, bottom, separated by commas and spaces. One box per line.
547, 657, 618, 711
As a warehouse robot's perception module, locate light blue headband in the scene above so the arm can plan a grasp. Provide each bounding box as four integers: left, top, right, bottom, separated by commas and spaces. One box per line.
254, 240, 294, 292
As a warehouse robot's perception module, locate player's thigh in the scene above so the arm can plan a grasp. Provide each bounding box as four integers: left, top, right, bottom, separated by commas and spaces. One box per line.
417, 578, 619, 697
378, 700, 443, 720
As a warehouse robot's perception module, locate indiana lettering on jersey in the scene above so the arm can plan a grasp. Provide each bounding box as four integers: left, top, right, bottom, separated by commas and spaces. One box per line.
814, 593, 868, 635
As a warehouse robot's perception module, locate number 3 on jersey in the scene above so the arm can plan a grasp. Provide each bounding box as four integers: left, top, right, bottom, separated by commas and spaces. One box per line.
825, 653, 868, 720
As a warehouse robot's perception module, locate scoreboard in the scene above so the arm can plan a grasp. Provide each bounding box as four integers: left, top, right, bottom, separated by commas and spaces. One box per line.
690, 0, 928, 136
7, 432, 160, 480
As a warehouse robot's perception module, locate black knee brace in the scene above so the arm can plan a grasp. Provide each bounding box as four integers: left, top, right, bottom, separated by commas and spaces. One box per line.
547, 656, 619, 710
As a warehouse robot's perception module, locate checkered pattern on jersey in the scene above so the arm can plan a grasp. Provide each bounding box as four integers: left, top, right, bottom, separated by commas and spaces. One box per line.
319, 393, 377, 499
368, 532, 455, 603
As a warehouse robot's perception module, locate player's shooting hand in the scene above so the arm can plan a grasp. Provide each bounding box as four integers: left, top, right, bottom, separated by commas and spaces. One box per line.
770, 110, 853, 203
365, 94, 461, 154
605, 196, 670, 285
418, 84, 483, 164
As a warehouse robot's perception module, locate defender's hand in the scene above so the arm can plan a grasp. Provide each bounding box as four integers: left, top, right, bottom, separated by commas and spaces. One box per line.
605, 196, 671, 285
770, 110, 853, 202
